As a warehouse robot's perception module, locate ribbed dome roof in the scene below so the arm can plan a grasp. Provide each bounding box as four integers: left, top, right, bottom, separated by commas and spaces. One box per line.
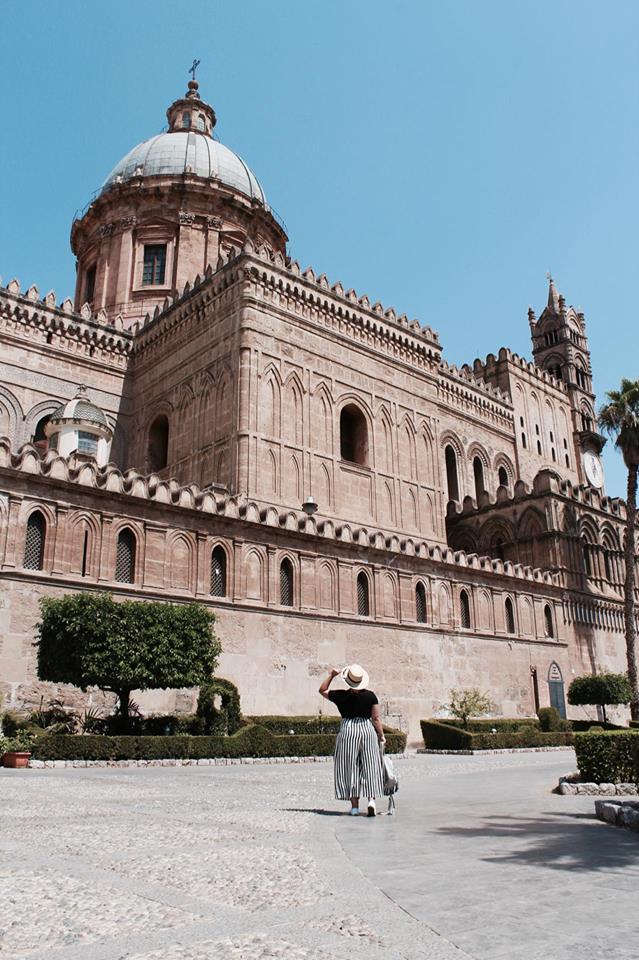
50, 392, 109, 429
101, 132, 267, 204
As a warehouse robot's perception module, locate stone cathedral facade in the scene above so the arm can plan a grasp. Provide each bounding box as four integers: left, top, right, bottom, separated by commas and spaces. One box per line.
0, 80, 632, 739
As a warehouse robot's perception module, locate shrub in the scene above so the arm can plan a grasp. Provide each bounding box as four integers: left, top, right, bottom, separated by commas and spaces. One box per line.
568, 673, 633, 725
441, 718, 539, 733
245, 715, 342, 735
538, 707, 562, 731
197, 679, 242, 735
447, 688, 495, 729
421, 718, 573, 751
31, 723, 407, 761
574, 731, 639, 783
633, 741, 639, 781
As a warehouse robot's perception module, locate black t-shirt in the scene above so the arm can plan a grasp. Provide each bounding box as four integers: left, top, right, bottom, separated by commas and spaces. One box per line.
328, 688, 378, 719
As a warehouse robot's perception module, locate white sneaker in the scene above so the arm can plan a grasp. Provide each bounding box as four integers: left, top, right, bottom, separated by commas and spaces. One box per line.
367, 799, 376, 817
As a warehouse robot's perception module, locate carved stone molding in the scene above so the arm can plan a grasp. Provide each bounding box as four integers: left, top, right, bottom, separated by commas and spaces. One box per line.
179, 212, 195, 226
207, 215, 222, 229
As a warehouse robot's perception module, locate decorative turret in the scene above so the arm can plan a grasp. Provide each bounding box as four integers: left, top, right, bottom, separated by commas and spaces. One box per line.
45, 385, 112, 466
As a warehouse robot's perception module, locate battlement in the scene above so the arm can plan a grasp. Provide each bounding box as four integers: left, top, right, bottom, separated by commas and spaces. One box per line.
0, 437, 561, 588
446, 468, 627, 521
0, 279, 132, 358
131, 240, 443, 369
471, 347, 569, 395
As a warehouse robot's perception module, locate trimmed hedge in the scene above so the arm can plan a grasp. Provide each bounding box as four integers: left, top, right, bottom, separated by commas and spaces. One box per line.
245, 715, 342, 735
574, 731, 639, 783
441, 718, 539, 733
420, 719, 573, 751
32, 722, 406, 761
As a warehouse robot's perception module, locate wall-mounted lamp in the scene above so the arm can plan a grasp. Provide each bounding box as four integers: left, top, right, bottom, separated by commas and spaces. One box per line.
302, 496, 318, 517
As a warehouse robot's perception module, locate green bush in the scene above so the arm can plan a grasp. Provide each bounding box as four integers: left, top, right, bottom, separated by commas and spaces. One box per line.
421, 718, 573, 751
632, 741, 639, 781
31, 722, 407, 761
197, 679, 242, 735
630, 720, 639, 729
574, 731, 639, 783
538, 707, 562, 731
442, 718, 539, 733
570, 720, 623, 732
245, 715, 342, 735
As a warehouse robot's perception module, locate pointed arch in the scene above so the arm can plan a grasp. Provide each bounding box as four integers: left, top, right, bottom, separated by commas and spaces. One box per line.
316, 460, 332, 509
311, 382, 333, 453
23, 510, 46, 570
406, 487, 418, 530
261, 370, 281, 438
356, 570, 371, 617
318, 560, 337, 611
418, 423, 435, 485
377, 409, 393, 474
168, 532, 195, 592
115, 527, 136, 584
263, 448, 278, 496
68, 511, 101, 578
382, 480, 395, 525
283, 372, 304, 446
210, 543, 228, 597
245, 548, 265, 600
415, 580, 428, 623
398, 417, 417, 479
505, 596, 516, 634
285, 453, 301, 503
383, 572, 398, 619
459, 588, 472, 629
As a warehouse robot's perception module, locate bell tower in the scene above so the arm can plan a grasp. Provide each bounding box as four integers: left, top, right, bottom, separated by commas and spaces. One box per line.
530, 278, 605, 489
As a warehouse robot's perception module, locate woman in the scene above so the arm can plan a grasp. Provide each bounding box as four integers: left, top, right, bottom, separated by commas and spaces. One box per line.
319, 663, 385, 816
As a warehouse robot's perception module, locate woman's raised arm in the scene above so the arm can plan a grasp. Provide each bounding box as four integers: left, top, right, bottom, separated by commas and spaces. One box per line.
319, 667, 340, 699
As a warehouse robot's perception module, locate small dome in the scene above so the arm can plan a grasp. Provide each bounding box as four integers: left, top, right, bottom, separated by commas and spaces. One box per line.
101, 132, 267, 205
50, 388, 109, 430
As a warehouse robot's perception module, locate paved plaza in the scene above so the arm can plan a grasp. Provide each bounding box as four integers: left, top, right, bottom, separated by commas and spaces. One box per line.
2, 752, 638, 960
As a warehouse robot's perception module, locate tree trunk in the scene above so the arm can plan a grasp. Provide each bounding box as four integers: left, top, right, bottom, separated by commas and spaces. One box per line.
117, 688, 131, 733
624, 464, 639, 721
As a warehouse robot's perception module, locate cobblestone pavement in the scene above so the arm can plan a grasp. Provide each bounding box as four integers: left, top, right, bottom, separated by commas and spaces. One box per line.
1, 752, 630, 960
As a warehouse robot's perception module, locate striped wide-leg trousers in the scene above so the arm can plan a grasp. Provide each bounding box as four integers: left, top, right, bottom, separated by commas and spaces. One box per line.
333, 717, 384, 800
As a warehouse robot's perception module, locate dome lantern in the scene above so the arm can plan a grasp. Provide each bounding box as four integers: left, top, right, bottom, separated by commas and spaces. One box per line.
166, 76, 217, 137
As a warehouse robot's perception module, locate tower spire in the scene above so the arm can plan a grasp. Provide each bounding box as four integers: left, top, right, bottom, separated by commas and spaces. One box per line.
546, 272, 560, 313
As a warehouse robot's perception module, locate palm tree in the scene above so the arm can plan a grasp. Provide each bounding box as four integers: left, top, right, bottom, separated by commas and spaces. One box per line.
599, 378, 639, 721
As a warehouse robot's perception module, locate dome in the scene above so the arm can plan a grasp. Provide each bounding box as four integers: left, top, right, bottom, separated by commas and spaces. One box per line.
101, 132, 267, 205
50, 389, 109, 430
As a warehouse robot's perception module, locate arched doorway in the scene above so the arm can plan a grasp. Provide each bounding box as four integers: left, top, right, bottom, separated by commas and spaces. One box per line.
548, 662, 566, 718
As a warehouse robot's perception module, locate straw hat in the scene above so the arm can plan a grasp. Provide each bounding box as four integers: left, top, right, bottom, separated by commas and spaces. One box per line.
340, 663, 369, 690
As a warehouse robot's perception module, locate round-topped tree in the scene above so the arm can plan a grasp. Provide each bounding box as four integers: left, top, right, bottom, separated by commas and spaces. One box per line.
71, 78, 287, 328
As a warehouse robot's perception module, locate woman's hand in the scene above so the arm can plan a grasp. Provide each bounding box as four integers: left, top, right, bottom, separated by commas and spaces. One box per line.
378, 736, 386, 745
319, 667, 340, 699
329, 667, 340, 678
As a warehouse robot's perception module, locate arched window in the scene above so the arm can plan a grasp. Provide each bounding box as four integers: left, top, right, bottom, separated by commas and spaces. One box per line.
581, 537, 592, 578
115, 528, 136, 583
197, 113, 206, 131
498, 466, 509, 488
460, 589, 471, 629
24, 511, 46, 570
210, 546, 227, 597
148, 415, 169, 472
505, 597, 515, 634
472, 456, 485, 500
340, 404, 368, 466
182, 111, 191, 128
415, 582, 427, 623
280, 557, 294, 606
544, 604, 555, 638
357, 571, 370, 617
445, 445, 459, 502
33, 415, 51, 454
493, 537, 506, 562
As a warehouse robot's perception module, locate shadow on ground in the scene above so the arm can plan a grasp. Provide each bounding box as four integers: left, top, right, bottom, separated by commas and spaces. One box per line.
434, 810, 638, 872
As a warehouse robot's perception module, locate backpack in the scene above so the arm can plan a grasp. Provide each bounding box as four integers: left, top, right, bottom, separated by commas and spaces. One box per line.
380, 745, 399, 815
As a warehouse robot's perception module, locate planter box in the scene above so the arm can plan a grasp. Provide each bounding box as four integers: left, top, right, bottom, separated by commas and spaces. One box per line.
2, 751, 32, 769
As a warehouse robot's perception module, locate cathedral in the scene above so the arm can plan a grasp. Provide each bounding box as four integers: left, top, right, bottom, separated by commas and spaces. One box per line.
0, 78, 630, 739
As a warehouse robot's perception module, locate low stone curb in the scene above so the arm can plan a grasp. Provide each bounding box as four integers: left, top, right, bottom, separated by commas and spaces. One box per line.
418, 746, 574, 756
556, 777, 639, 796
595, 798, 639, 832
23, 753, 409, 769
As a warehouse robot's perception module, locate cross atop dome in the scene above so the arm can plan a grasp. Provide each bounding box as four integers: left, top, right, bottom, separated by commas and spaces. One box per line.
166, 69, 217, 135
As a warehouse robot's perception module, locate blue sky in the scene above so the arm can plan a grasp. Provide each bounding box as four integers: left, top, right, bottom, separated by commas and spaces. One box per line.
1, 0, 636, 497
